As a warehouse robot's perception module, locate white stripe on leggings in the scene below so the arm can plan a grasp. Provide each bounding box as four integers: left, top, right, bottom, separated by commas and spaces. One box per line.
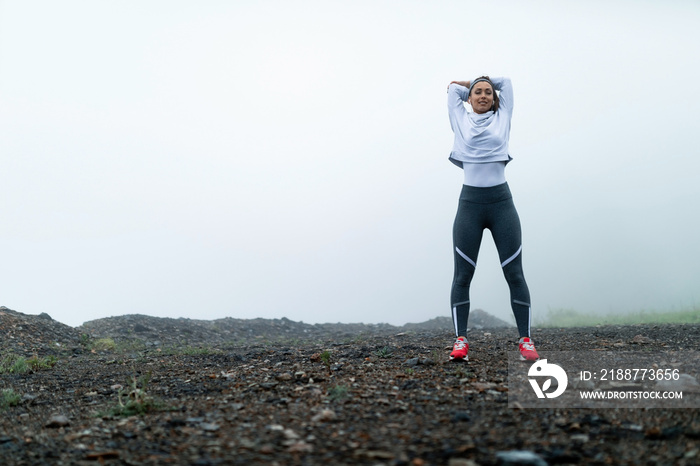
455, 247, 476, 268
501, 245, 522, 268
452, 306, 458, 337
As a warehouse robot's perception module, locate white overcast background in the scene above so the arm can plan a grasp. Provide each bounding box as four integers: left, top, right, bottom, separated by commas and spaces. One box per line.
1, 0, 699, 327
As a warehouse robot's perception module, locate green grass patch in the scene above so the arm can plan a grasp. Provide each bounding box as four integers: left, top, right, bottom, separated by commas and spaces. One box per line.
91, 338, 117, 352
1, 389, 21, 410
0, 353, 57, 374
328, 384, 349, 402
98, 371, 170, 417
536, 307, 700, 328
374, 346, 393, 358
86, 337, 146, 354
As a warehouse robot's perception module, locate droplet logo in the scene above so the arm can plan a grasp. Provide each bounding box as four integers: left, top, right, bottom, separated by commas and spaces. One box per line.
528, 359, 568, 399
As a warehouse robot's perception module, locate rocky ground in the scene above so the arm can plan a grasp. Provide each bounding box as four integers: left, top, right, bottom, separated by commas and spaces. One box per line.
0, 306, 699, 465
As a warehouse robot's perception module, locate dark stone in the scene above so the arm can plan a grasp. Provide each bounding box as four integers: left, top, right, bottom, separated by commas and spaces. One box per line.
450, 411, 471, 423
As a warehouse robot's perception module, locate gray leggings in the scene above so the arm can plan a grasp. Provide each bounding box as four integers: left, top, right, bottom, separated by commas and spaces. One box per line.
451, 182, 531, 339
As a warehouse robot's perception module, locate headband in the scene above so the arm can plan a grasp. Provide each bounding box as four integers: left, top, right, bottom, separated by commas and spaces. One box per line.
468, 78, 494, 97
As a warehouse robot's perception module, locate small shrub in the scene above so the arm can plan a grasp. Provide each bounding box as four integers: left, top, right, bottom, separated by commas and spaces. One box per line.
79, 333, 91, 348
101, 371, 167, 417
0, 353, 28, 374
91, 338, 117, 352
27, 355, 57, 371
430, 349, 444, 365
0, 389, 21, 410
1, 353, 57, 374
328, 384, 349, 402
375, 347, 393, 358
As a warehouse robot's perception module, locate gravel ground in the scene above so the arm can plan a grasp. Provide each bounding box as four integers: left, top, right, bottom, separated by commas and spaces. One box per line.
1, 307, 699, 465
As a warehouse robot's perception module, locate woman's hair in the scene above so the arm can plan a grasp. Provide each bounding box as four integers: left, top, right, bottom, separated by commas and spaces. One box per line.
469, 76, 499, 112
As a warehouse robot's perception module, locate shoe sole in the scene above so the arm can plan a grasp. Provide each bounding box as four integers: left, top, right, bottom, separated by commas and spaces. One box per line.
519, 354, 539, 361
449, 355, 468, 361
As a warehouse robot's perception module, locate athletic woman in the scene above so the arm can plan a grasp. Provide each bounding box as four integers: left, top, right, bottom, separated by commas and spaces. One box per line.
446, 76, 539, 362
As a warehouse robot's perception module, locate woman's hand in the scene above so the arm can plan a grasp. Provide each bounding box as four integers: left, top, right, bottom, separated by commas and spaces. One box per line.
449, 80, 471, 89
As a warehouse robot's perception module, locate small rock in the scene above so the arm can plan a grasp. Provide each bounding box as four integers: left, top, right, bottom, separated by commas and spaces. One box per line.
448, 459, 479, 466
283, 428, 300, 440
259, 444, 275, 454
364, 450, 394, 460
630, 334, 652, 344
46, 414, 70, 428
287, 441, 313, 453
200, 423, 220, 432
451, 411, 470, 423
570, 434, 589, 443
495, 450, 548, 466
472, 382, 498, 392
404, 358, 420, 366
276, 373, 293, 381
311, 409, 336, 423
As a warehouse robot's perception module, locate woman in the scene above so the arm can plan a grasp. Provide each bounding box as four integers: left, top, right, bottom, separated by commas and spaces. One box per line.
446, 76, 539, 362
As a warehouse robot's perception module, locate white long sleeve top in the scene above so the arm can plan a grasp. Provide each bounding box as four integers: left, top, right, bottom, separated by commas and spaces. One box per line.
447, 77, 514, 168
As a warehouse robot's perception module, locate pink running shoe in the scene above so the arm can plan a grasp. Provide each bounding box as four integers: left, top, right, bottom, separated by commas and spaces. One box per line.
450, 337, 468, 361
519, 337, 539, 361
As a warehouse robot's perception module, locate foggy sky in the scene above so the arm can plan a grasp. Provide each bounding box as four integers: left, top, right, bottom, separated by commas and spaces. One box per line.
1, 0, 699, 327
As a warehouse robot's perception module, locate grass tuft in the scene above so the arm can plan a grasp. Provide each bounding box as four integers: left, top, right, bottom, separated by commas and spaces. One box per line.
99, 371, 169, 417
0, 353, 57, 374
1, 389, 21, 410
375, 346, 393, 358
328, 384, 349, 402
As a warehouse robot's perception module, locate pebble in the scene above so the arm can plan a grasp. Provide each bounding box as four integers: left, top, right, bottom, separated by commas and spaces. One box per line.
495, 450, 548, 466
311, 409, 337, 422
45, 414, 70, 428
287, 440, 313, 453
200, 423, 220, 432
448, 459, 479, 466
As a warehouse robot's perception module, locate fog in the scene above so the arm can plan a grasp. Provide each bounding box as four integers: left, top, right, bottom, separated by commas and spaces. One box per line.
1, 0, 698, 327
